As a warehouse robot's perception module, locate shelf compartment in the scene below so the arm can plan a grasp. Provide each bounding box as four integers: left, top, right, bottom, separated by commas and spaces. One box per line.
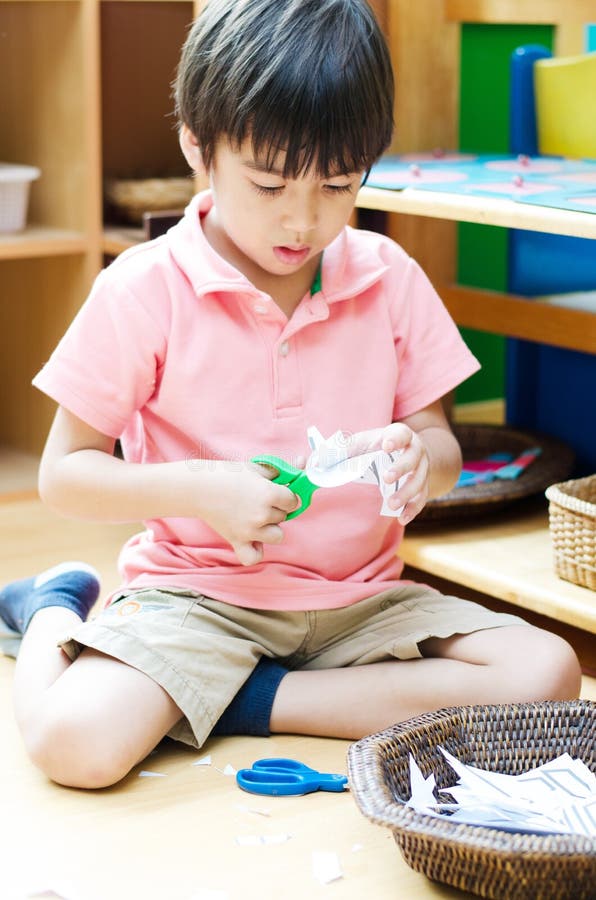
101, 2, 194, 183
0, 448, 39, 501
441, 283, 596, 354
0, 226, 87, 260
0, 256, 91, 454
102, 225, 144, 256
0, 2, 97, 234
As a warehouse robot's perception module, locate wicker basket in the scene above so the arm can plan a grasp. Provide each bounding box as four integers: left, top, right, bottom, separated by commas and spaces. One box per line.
104, 177, 195, 224
546, 475, 596, 591
348, 701, 596, 900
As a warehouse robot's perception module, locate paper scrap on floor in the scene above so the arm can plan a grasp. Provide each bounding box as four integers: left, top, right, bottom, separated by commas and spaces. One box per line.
311, 850, 343, 885
407, 748, 596, 836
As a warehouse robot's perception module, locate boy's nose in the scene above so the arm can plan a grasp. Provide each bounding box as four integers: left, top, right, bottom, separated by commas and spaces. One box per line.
282, 198, 318, 234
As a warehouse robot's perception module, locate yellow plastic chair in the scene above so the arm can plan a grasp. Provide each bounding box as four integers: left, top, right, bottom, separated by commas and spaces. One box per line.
535, 52, 596, 158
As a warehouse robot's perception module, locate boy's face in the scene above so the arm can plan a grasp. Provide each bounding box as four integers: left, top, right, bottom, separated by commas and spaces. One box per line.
181, 127, 362, 283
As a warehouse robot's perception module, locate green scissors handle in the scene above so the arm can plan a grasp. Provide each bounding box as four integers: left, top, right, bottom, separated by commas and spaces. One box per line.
251, 454, 319, 519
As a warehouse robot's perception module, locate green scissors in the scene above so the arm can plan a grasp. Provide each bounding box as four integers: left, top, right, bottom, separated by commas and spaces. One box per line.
251, 454, 320, 519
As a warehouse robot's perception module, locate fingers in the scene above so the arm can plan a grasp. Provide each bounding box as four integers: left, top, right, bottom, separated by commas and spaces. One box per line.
343, 428, 383, 458
232, 518, 289, 566
388, 467, 429, 524
251, 462, 301, 513
232, 541, 264, 567
381, 423, 412, 455
275, 486, 300, 514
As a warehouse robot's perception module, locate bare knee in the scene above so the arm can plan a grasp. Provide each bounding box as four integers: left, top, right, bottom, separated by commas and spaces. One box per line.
511, 627, 582, 702
23, 706, 137, 789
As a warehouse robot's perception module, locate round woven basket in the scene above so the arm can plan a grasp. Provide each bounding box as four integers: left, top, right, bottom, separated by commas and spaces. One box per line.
348, 701, 596, 900
545, 475, 596, 591
417, 423, 575, 522
104, 177, 196, 224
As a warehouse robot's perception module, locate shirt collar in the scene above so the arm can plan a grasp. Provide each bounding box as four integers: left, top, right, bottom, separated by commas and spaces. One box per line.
168, 190, 389, 302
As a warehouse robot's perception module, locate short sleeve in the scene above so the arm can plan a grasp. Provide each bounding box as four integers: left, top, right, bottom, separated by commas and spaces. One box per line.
32, 267, 168, 438
391, 257, 480, 420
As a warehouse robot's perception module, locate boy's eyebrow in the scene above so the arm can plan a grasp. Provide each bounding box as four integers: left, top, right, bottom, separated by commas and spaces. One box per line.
242, 159, 359, 179
242, 159, 285, 176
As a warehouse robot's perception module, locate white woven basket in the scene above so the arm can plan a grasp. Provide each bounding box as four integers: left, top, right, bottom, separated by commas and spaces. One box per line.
0, 164, 41, 233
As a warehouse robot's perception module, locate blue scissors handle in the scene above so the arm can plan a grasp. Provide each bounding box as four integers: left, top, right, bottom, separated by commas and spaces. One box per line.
251, 455, 319, 520
236, 757, 348, 797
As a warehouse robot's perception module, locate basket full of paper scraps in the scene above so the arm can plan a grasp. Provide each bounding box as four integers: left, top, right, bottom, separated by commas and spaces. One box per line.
348, 700, 595, 900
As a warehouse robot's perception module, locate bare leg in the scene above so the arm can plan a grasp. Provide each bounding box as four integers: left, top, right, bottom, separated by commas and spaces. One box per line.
13, 608, 183, 789
270, 625, 582, 740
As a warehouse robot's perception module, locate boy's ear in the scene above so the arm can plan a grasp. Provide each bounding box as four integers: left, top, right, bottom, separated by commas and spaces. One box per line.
179, 126, 206, 175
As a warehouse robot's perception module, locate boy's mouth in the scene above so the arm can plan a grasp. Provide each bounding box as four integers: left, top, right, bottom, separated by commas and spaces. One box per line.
273, 245, 310, 266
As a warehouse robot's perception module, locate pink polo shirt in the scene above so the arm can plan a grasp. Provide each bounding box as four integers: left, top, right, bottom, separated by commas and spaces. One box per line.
33, 191, 479, 610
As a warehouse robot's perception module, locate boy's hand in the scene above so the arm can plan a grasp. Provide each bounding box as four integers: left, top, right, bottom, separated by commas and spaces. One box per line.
377, 423, 429, 524
200, 463, 300, 566
344, 423, 430, 525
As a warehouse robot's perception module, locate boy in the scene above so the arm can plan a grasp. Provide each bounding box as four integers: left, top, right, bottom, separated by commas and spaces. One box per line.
1, 0, 580, 789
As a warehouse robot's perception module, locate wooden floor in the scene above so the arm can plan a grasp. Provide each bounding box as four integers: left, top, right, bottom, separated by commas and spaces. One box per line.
1, 496, 594, 900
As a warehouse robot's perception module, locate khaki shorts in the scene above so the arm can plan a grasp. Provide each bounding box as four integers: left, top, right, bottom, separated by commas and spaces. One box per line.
60, 585, 525, 749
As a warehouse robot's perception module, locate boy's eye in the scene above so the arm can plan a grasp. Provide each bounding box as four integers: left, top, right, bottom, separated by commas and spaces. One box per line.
324, 183, 355, 195
253, 183, 285, 197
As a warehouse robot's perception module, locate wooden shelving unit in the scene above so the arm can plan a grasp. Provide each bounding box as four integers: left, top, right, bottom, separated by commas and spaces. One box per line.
0, 0, 201, 492
356, 188, 596, 356
368, 1, 596, 634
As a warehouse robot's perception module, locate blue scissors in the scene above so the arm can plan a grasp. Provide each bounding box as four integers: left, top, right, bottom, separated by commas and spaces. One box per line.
236, 757, 348, 796
251, 455, 320, 520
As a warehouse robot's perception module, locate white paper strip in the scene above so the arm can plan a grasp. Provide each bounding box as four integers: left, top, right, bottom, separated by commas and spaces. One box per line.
235, 834, 292, 846
306, 426, 405, 516
312, 850, 343, 885
192, 754, 212, 767
407, 748, 596, 837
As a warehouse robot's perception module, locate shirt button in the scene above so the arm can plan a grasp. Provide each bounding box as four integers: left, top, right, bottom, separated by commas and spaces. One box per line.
253, 303, 268, 314
279, 341, 290, 356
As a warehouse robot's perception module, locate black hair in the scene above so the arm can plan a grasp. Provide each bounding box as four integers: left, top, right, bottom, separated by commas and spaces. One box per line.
174, 0, 394, 178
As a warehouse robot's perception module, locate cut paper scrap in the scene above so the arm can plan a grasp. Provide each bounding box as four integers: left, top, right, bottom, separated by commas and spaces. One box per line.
215, 763, 237, 776
138, 770, 167, 777
407, 749, 596, 837
312, 850, 343, 885
235, 834, 292, 846
306, 426, 405, 516
192, 754, 212, 767
236, 803, 272, 817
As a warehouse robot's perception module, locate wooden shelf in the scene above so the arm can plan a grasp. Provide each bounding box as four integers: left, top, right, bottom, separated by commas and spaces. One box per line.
444, 0, 596, 25
356, 185, 596, 240
0, 226, 87, 261
103, 225, 144, 257
401, 505, 596, 634
441, 283, 596, 354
